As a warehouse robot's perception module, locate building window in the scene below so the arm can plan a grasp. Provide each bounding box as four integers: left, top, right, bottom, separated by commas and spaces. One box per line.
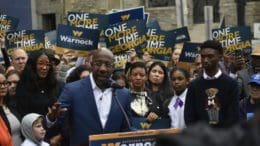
146, 0, 175, 7
42, 14, 56, 31
193, 0, 219, 24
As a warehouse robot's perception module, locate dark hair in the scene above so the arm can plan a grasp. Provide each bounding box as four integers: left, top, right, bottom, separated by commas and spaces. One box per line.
148, 61, 169, 87
147, 61, 174, 117
66, 65, 91, 83
129, 61, 147, 75
170, 67, 190, 80
200, 40, 223, 55
17, 49, 59, 97
148, 61, 173, 97
45, 49, 60, 65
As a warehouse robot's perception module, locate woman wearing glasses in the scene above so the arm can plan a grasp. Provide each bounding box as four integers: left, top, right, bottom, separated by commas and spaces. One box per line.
0, 70, 21, 146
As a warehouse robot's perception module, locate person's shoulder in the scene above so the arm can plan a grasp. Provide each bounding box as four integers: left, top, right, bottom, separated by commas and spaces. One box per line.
117, 87, 130, 94
21, 139, 37, 146
41, 141, 50, 146
189, 76, 203, 86
65, 76, 90, 88
220, 73, 238, 84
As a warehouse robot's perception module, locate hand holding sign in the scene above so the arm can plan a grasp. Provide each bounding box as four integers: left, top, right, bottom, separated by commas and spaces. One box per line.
0, 34, 4, 48
226, 50, 245, 73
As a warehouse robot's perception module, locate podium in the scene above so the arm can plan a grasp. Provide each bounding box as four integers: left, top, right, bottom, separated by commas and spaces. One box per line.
89, 128, 180, 146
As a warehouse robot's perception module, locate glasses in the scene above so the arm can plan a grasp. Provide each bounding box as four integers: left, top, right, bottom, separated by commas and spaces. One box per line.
0, 81, 8, 87
37, 62, 52, 68
92, 62, 114, 68
7, 81, 19, 85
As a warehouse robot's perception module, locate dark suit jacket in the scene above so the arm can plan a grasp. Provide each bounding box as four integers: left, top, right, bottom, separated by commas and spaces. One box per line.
58, 76, 131, 146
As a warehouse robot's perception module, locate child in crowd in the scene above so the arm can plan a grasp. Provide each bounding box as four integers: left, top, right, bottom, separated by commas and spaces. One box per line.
168, 67, 190, 129
21, 113, 49, 146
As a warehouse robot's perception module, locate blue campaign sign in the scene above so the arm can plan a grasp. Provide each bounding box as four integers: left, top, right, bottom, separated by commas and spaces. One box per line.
146, 19, 160, 29
56, 24, 100, 53
212, 26, 252, 55
67, 12, 108, 30
168, 27, 191, 43
108, 6, 145, 25
5, 30, 45, 54
143, 28, 175, 61
103, 19, 147, 55
0, 14, 19, 35
179, 42, 201, 62
132, 117, 171, 130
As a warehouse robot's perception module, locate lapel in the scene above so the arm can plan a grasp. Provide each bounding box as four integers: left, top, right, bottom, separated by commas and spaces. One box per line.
104, 89, 118, 130
81, 77, 103, 129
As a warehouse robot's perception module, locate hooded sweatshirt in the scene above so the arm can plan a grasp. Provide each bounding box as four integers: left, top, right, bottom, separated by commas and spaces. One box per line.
21, 113, 49, 146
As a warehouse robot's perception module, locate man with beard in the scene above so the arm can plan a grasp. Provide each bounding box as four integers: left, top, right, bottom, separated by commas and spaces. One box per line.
57, 48, 132, 146
184, 40, 240, 128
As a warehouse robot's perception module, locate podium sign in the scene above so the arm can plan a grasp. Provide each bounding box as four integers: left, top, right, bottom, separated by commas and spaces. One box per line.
89, 128, 179, 146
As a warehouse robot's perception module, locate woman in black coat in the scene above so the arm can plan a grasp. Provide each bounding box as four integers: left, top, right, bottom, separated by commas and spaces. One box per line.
15, 49, 62, 117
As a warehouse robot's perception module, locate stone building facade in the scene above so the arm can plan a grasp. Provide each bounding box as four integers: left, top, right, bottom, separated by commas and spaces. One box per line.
33, 0, 260, 39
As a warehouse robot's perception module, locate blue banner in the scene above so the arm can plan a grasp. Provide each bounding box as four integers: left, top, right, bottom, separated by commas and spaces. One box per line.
56, 24, 100, 56
143, 28, 175, 61
168, 27, 190, 43
179, 42, 201, 62
108, 7, 145, 25
0, 14, 19, 36
212, 26, 252, 55
103, 19, 147, 55
146, 19, 160, 29
67, 12, 108, 30
5, 30, 45, 54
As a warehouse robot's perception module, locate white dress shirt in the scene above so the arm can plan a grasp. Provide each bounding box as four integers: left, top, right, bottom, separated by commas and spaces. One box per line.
203, 69, 222, 80
90, 73, 112, 128
168, 89, 188, 130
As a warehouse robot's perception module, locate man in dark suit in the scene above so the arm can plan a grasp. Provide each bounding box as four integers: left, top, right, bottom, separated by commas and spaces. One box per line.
57, 48, 132, 145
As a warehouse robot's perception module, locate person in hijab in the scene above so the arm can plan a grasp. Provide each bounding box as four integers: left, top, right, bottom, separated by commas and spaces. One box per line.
21, 113, 49, 146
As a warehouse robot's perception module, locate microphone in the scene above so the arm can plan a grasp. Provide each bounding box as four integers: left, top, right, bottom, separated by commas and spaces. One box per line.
111, 82, 134, 131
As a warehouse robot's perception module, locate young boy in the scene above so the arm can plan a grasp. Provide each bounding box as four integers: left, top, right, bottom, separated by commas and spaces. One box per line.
21, 113, 49, 146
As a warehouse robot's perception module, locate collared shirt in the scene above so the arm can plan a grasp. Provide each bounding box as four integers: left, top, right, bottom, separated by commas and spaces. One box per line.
229, 72, 238, 79
90, 73, 112, 128
203, 69, 222, 80
168, 89, 187, 129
